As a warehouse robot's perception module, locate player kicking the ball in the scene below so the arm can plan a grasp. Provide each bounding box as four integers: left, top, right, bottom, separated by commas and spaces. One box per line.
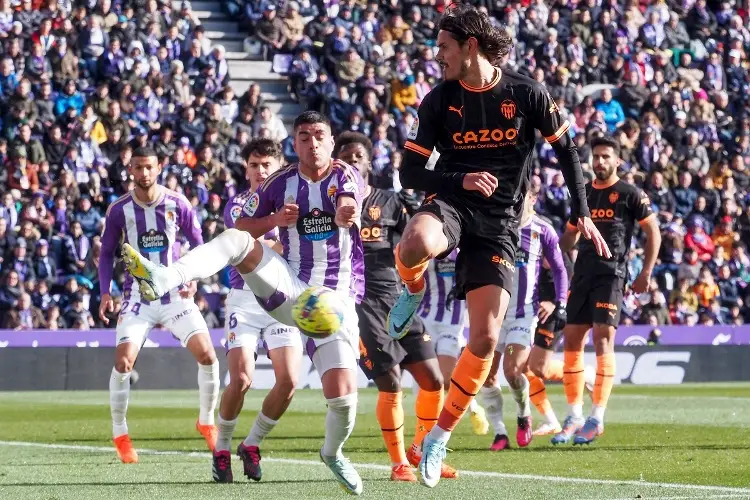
122, 111, 365, 495
553, 135, 661, 446
480, 190, 592, 449
336, 131, 450, 483
212, 139, 303, 483
389, 5, 609, 487
98, 146, 220, 464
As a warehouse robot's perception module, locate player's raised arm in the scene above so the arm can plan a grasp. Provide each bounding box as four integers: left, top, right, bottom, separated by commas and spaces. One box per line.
630, 193, 661, 294
559, 221, 582, 254
235, 179, 298, 238
530, 86, 610, 258
401, 92, 467, 194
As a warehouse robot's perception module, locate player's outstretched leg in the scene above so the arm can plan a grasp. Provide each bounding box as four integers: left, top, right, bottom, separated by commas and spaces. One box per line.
551, 326, 588, 445
122, 228, 258, 301
315, 340, 362, 495
388, 242, 429, 339
480, 352, 509, 451
574, 324, 613, 445
419, 286, 506, 488
388, 212, 449, 339
405, 360, 457, 480
110, 341, 141, 463
239, 345, 301, 481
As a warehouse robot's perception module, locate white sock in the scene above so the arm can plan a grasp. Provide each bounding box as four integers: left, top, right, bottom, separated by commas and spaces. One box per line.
568, 403, 584, 419
591, 405, 606, 422
244, 412, 279, 447
321, 393, 357, 457
428, 424, 451, 443
544, 410, 561, 428
161, 228, 254, 293
480, 385, 507, 436
109, 368, 132, 438
468, 398, 479, 413
216, 415, 237, 452
198, 361, 219, 425
510, 375, 531, 418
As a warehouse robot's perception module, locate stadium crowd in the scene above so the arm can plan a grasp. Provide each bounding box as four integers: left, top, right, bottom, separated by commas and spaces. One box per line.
0, 0, 748, 330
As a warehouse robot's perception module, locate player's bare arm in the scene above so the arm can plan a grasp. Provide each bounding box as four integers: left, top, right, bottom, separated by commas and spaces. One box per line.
631, 215, 661, 294
335, 195, 358, 228
559, 225, 581, 254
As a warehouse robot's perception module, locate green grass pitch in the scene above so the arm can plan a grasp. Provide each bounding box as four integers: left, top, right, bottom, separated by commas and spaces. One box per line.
1, 384, 750, 499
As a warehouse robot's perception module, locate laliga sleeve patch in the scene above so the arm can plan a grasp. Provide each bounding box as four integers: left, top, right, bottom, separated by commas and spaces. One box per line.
342, 181, 358, 194
242, 193, 260, 217
230, 205, 242, 222
407, 118, 419, 140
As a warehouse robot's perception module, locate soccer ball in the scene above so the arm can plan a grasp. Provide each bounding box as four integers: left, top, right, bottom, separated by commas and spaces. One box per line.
291, 286, 344, 339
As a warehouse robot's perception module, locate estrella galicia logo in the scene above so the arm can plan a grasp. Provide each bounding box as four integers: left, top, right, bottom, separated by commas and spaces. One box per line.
436, 259, 455, 277
298, 208, 337, 241
139, 229, 168, 253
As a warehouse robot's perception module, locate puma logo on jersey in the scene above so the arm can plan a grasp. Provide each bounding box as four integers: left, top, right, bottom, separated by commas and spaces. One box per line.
448, 105, 464, 118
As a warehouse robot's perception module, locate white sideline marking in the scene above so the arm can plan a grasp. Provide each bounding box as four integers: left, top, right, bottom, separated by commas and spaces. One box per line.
588, 496, 747, 500
1, 440, 749, 495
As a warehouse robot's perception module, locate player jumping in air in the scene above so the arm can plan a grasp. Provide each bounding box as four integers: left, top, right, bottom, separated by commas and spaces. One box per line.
388, 5, 609, 487
336, 132, 455, 483
480, 190, 593, 449
122, 112, 366, 495
553, 135, 661, 446
212, 139, 303, 483
98, 146, 220, 464
417, 251, 491, 438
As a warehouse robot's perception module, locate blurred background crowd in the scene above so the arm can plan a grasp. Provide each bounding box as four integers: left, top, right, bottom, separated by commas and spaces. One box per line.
0, 0, 747, 330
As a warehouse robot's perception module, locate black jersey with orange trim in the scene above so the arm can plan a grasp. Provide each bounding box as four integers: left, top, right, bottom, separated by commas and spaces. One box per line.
567, 179, 655, 279
403, 68, 576, 219
361, 187, 409, 296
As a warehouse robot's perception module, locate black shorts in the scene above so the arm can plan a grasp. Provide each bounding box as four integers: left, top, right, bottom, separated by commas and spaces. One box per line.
417, 194, 518, 299
533, 317, 564, 351
356, 293, 436, 380
567, 274, 625, 327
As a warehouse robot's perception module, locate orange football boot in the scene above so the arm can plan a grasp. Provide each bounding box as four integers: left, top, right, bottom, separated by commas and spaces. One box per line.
391, 463, 418, 482
113, 435, 138, 463
196, 421, 218, 452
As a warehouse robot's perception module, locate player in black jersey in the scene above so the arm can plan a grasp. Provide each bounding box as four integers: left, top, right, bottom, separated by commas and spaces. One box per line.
333, 132, 449, 483
386, 4, 610, 487
552, 135, 661, 446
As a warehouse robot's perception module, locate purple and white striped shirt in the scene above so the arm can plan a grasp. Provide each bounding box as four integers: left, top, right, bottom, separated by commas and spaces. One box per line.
507, 215, 567, 320
223, 188, 278, 290
249, 160, 365, 302
99, 186, 203, 304
418, 250, 466, 326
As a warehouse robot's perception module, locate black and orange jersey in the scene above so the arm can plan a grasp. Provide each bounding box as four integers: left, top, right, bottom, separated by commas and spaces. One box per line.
401, 67, 589, 220
567, 179, 655, 279
361, 187, 409, 295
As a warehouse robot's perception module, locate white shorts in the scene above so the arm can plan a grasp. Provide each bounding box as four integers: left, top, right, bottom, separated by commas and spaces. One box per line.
116, 297, 208, 348
497, 315, 539, 351
243, 245, 360, 375
225, 288, 302, 353
421, 318, 466, 359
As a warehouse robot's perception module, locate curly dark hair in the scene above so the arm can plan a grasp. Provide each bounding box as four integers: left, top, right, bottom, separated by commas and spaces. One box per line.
439, 2, 513, 65
333, 131, 373, 160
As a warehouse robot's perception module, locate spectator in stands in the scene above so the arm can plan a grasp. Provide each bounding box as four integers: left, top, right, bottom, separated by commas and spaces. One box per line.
3, 292, 44, 329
